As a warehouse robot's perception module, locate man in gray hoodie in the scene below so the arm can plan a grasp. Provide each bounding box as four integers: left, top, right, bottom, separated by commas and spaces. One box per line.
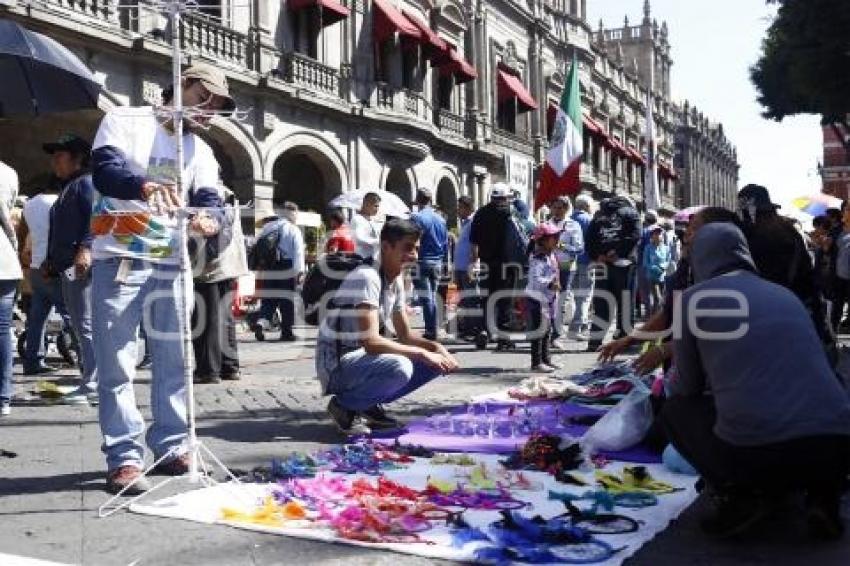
664, 222, 850, 539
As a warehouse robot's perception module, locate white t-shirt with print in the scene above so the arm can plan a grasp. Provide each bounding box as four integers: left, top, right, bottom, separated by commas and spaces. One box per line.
315, 265, 405, 393
23, 193, 57, 269
90, 106, 220, 263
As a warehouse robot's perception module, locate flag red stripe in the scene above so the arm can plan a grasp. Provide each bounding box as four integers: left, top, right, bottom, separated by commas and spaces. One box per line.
535, 159, 582, 210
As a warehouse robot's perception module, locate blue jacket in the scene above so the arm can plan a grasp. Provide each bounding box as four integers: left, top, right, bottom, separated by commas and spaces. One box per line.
411, 205, 448, 263
571, 210, 592, 264
48, 171, 94, 272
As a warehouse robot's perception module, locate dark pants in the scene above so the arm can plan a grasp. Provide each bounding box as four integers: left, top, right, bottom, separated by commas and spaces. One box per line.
192, 279, 239, 378
527, 298, 552, 366
258, 259, 296, 336
482, 262, 520, 339
662, 395, 850, 498
830, 277, 850, 334
589, 263, 633, 347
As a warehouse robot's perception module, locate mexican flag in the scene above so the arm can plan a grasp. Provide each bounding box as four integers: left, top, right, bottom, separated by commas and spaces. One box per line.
535, 54, 583, 210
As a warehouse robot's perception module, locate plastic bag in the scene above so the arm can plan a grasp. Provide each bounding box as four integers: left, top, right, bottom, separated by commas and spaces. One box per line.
581, 378, 653, 452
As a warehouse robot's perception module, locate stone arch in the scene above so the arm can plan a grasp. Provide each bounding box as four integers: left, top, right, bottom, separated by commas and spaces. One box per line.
435, 173, 459, 230
269, 146, 345, 215
382, 166, 417, 204
264, 131, 349, 192
196, 119, 262, 203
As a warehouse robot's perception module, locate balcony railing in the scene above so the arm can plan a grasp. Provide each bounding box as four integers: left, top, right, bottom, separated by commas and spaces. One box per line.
180, 12, 252, 70
283, 52, 340, 97
436, 109, 464, 136
47, 0, 116, 24
492, 128, 533, 155
375, 82, 394, 109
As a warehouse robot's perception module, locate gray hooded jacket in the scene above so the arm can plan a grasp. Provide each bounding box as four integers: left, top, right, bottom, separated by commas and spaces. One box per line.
672, 223, 850, 446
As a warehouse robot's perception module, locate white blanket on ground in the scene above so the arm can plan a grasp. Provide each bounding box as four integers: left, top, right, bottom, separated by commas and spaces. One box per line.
131, 455, 698, 565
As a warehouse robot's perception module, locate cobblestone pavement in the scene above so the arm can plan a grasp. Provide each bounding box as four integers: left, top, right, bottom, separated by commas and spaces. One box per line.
1, 328, 848, 565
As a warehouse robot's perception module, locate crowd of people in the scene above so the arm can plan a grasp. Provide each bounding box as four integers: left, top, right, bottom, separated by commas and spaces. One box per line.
0, 62, 847, 540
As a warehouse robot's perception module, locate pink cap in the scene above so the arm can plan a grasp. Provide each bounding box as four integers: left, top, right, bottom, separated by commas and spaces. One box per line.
532, 223, 562, 240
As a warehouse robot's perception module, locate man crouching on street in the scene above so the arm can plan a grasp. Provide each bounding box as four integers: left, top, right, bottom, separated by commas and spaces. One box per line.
316, 218, 459, 435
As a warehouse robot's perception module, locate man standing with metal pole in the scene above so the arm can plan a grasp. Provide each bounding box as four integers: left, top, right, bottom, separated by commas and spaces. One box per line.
89, 61, 234, 494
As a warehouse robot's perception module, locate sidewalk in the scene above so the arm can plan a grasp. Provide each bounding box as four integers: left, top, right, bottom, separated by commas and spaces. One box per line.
1, 333, 848, 565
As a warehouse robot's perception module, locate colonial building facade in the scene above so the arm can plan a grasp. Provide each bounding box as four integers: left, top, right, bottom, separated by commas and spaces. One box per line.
822, 123, 850, 201
0, 0, 736, 226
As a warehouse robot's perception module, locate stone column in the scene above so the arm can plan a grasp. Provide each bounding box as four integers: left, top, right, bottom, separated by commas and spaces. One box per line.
251, 0, 277, 73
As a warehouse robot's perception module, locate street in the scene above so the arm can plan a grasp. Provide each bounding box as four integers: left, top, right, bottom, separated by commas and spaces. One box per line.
1, 328, 848, 566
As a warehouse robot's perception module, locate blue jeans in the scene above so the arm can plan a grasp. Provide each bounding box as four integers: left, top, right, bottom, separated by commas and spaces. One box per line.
327, 350, 442, 411
569, 262, 595, 333
0, 279, 17, 403
258, 259, 296, 335
23, 269, 68, 371
414, 260, 442, 338
61, 272, 97, 391
92, 258, 188, 471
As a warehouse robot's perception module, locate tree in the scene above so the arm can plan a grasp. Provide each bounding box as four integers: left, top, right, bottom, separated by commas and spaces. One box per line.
750, 0, 850, 151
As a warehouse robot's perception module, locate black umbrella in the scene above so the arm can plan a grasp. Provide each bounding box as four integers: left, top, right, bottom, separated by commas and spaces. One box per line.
0, 19, 102, 117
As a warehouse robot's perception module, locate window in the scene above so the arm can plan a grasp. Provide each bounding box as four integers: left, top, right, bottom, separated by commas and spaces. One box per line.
497, 101, 518, 133
437, 74, 454, 110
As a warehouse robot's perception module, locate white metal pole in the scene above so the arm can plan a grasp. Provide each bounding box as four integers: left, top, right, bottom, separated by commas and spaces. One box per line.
168, 1, 200, 483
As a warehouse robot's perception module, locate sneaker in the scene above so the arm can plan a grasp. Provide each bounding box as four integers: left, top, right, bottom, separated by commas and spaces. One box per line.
0, 402, 10, 417
531, 363, 556, 374
806, 493, 845, 540
153, 453, 190, 476
542, 361, 562, 371
362, 405, 402, 430
135, 357, 152, 370
327, 397, 371, 435
106, 465, 150, 495
62, 388, 91, 405
221, 371, 241, 381
700, 492, 768, 538
193, 374, 221, 384
574, 331, 591, 342
23, 363, 58, 376
87, 390, 99, 405
279, 332, 298, 342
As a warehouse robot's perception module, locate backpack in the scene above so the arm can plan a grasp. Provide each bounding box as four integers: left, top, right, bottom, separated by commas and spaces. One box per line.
504, 213, 532, 267
302, 253, 371, 326
248, 222, 282, 270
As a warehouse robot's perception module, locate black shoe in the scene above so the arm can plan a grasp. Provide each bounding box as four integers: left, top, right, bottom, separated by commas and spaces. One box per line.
193, 374, 221, 384
279, 332, 298, 342
806, 493, 845, 540
422, 333, 437, 341
23, 363, 58, 376
221, 371, 241, 381
700, 492, 768, 538
361, 405, 402, 430
135, 357, 152, 370
327, 397, 371, 435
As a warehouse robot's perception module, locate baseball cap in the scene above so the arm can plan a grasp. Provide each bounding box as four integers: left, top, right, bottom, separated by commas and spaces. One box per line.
532, 223, 562, 240
489, 183, 511, 200
42, 133, 91, 156
183, 64, 236, 116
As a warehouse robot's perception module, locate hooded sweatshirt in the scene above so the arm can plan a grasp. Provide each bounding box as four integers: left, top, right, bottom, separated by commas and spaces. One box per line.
672, 222, 850, 446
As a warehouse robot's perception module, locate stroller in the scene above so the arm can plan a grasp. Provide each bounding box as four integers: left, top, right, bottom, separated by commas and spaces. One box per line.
13, 297, 79, 367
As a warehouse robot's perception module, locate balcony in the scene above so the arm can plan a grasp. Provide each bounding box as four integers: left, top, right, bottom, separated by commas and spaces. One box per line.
371, 83, 430, 123
282, 52, 340, 98
180, 13, 253, 71
46, 0, 116, 25
436, 109, 465, 136
491, 128, 533, 155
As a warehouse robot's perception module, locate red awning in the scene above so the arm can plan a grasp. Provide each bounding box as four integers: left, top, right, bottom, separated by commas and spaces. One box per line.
403, 11, 446, 55
288, 0, 350, 26
497, 69, 538, 112
373, 0, 421, 43
627, 146, 646, 166
583, 115, 603, 135
609, 137, 628, 156
437, 45, 477, 84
